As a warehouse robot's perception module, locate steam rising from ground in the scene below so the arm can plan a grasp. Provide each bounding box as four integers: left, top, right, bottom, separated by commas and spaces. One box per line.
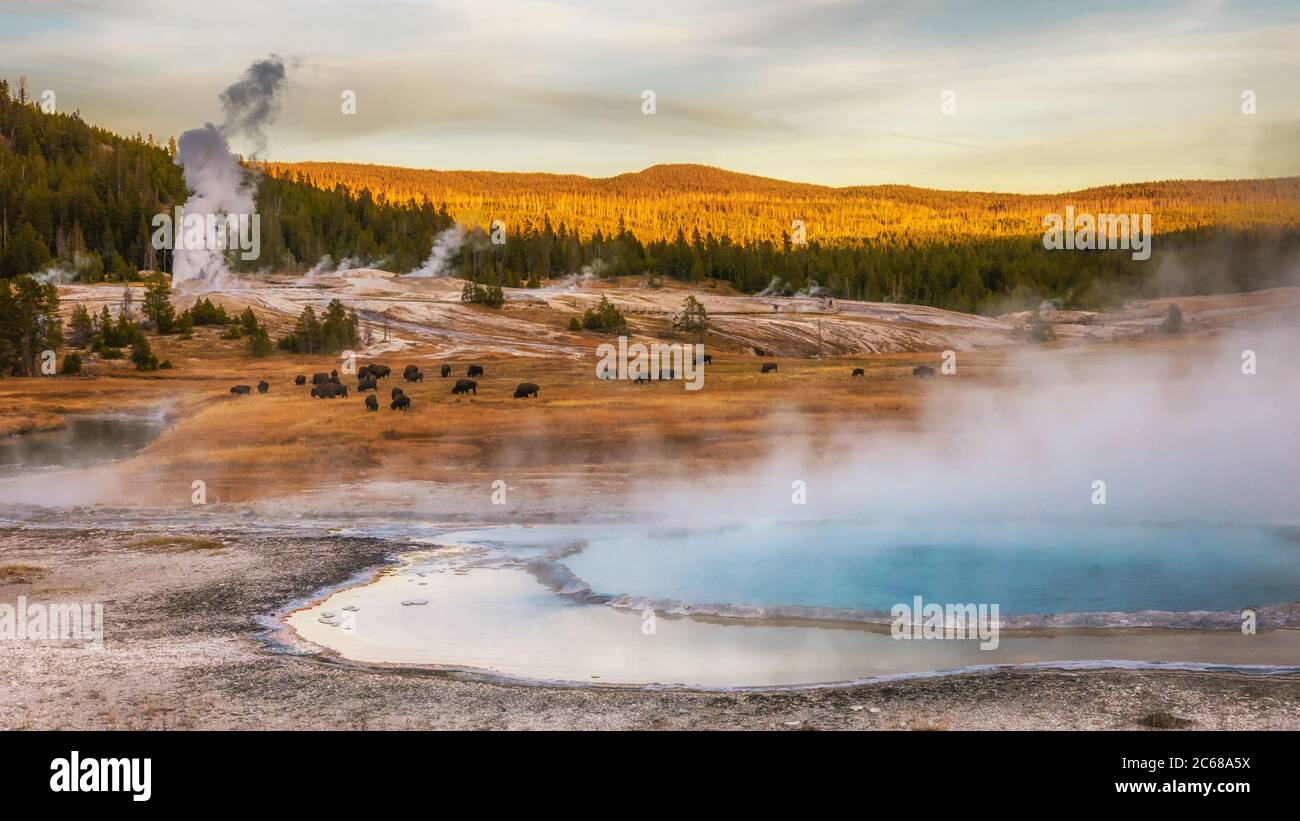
172, 57, 288, 292
406, 227, 465, 277
632, 328, 1300, 529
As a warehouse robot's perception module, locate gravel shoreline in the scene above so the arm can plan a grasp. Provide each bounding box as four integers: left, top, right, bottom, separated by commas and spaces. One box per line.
3, 525, 1299, 730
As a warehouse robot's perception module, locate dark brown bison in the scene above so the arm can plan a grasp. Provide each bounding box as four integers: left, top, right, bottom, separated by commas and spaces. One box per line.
368, 364, 391, 379
365, 394, 378, 411
851, 368, 864, 377
404, 369, 423, 383
230, 385, 252, 395
452, 378, 477, 395
440, 364, 452, 378
312, 383, 348, 399
467, 364, 484, 378
357, 365, 374, 380
391, 394, 411, 411
513, 382, 539, 398
753, 347, 767, 357
311, 372, 330, 385
329, 369, 340, 384
912, 365, 936, 378
391, 386, 405, 401
294, 374, 306, 385
257, 380, 269, 393
703, 354, 712, 364
357, 377, 378, 392
761, 363, 778, 373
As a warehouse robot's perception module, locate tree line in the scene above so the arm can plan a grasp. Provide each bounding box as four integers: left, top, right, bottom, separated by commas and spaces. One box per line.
4, 76, 1298, 315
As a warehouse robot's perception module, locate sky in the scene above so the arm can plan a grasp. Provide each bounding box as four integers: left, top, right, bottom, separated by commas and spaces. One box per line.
1, 0, 1298, 192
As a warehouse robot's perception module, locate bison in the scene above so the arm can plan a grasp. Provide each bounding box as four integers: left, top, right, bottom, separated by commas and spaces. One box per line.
404, 369, 423, 383
368, 365, 391, 380
440, 364, 452, 378
230, 385, 252, 395
851, 368, 865, 377
452, 378, 477, 395
312, 383, 348, 399
294, 374, 306, 386
311, 372, 330, 385
912, 365, 936, 378
257, 380, 269, 393
703, 354, 713, 364
513, 382, 539, 399
391, 386, 405, 401
357, 377, 378, 392
467, 364, 484, 378
365, 395, 378, 412
391, 394, 411, 411
358, 365, 374, 380
761, 363, 778, 373
329, 369, 340, 384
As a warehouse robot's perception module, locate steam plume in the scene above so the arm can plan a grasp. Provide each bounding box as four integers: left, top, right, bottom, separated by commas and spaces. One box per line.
171, 56, 288, 291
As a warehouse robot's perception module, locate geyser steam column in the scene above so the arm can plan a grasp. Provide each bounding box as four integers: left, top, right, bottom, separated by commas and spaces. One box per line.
170, 56, 288, 291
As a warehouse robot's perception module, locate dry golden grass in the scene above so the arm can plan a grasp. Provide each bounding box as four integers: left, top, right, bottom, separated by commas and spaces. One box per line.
5, 283, 1266, 505
0, 564, 49, 582
124, 536, 224, 552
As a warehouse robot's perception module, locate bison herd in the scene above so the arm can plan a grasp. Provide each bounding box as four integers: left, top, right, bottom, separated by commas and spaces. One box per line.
230, 355, 941, 410
229, 361, 539, 412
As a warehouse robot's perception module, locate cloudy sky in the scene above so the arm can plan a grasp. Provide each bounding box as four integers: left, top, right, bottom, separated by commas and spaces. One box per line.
2, 0, 1297, 191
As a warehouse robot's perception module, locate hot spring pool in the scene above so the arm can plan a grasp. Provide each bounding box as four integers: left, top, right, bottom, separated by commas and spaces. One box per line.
285, 519, 1300, 688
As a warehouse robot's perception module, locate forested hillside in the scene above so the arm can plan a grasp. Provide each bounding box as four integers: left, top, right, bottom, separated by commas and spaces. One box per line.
0, 78, 454, 282
3, 75, 1298, 314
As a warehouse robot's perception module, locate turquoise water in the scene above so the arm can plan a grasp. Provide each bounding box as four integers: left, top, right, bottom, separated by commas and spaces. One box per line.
559, 520, 1300, 616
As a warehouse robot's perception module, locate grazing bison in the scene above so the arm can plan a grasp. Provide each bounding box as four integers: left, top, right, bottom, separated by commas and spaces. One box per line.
404, 369, 423, 383
329, 369, 340, 384
230, 385, 252, 395
703, 354, 712, 364
294, 374, 306, 385
440, 364, 452, 378
391, 394, 411, 411
311, 383, 348, 399
311, 372, 330, 385
467, 364, 484, 378
368, 364, 391, 380
357, 377, 378, 392
513, 382, 539, 399
357, 365, 374, 380
851, 368, 865, 377
391, 386, 405, 401
365, 395, 378, 412
257, 380, 269, 394
912, 365, 936, 378
452, 378, 477, 395
761, 363, 778, 373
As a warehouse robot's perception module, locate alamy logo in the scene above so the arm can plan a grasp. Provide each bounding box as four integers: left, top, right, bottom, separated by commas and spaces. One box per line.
0, 597, 103, 649
151, 206, 261, 261
595, 336, 705, 390
50, 751, 151, 802
1043, 206, 1151, 261
891, 595, 1000, 650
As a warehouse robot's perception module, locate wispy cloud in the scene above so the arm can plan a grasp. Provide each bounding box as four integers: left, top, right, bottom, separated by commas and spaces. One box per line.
1, 0, 1297, 190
